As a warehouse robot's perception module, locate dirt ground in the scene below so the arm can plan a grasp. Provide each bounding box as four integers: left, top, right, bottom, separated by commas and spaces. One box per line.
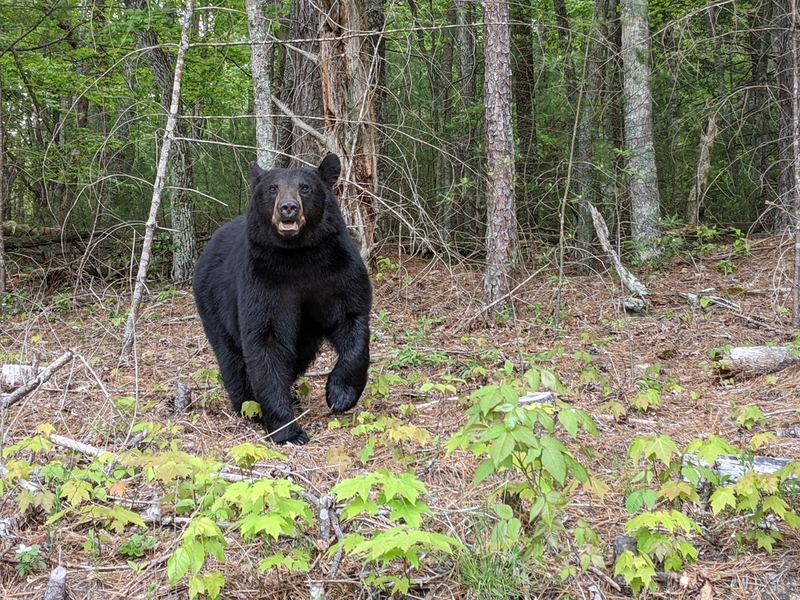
1, 233, 800, 599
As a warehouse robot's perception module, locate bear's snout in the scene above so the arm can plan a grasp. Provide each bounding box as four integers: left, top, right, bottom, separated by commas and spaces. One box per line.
272, 197, 305, 236
279, 199, 299, 219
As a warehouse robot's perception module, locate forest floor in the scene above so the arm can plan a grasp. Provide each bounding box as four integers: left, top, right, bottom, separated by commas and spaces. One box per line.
1, 231, 800, 600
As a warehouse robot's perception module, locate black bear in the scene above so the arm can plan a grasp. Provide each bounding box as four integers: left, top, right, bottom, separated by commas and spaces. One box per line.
193, 154, 371, 444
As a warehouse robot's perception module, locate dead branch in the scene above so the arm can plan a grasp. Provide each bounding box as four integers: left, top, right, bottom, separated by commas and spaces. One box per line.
587, 203, 650, 300
121, 0, 194, 359
1, 349, 75, 409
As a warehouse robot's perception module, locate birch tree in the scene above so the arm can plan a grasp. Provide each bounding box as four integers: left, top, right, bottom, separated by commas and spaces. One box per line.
124, 0, 198, 284
483, 0, 518, 316
246, 0, 277, 170
621, 0, 660, 262
122, 1, 193, 358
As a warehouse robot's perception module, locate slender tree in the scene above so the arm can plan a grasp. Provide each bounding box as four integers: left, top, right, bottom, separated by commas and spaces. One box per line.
0, 64, 5, 294
620, 0, 660, 262
122, 0, 193, 357
483, 0, 518, 315
572, 0, 609, 267
246, 0, 277, 170
124, 0, 198, 284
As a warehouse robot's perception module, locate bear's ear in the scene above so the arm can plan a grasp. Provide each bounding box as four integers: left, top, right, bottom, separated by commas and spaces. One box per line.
249, 161, 265, 181
318, 154, 341, 187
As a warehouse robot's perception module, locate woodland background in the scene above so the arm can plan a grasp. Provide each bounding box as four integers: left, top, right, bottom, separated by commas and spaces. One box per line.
1, 0, 798, 290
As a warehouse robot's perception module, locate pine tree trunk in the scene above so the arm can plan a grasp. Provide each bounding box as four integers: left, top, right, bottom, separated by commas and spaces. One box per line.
620, 0, 661, 262
483, 0, 518, 316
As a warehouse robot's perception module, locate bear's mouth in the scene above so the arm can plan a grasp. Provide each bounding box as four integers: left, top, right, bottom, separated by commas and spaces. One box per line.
278, 221, 300, 236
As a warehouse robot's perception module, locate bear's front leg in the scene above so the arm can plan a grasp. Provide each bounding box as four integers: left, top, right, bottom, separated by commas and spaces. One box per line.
243, 333, 309, 445
326, 313, 370, 413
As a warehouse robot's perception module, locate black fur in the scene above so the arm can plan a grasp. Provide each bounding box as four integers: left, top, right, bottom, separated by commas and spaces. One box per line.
193, 154, 372, 444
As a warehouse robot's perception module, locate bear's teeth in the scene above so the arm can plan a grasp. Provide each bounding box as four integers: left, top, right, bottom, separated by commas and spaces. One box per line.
279, 221, 299, 233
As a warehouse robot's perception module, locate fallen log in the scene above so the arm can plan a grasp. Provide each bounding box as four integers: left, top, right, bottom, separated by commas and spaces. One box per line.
1, 349, 76, 409
717, 346, 800, 379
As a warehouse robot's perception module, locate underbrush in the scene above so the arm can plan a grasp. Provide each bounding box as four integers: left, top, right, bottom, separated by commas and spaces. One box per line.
1, 244, 800, 598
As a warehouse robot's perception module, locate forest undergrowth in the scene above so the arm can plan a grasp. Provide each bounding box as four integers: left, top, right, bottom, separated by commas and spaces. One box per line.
1, 231, 800, 599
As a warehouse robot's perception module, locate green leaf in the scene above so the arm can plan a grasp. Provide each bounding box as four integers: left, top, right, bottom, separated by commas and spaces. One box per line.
709, 486, 736, 514
489, 431, 515, 468
332, 473, 377, 502
494, 503, 514, 519
474, 458, 496, 484
200, 570, 225, 599
167, 547, 191, 584
557, 409, 578, 439
540, 436, 567, 485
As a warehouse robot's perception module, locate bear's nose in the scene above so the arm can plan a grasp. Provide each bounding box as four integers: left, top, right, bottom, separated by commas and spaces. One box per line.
278, 199, 300, 220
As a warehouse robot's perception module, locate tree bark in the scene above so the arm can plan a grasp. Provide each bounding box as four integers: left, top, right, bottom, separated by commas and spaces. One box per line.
455, 0, 480, 239
121, 1, 193, 358
483, 0, 518, 316
686, 111, 718, 225
124, 0, 198, 284
246, 0, 278, 169
318, 0, 380, 261
717, 346, 800, 379
776, 0, 795, 231
572, 0, 609, 268
620, 0, 661, 262
278, 0, 325, 166
0, 63, 6, 294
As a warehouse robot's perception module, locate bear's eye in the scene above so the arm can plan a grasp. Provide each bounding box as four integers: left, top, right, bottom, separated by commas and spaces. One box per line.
268, 184, 278, 194
299, 183, 310, 194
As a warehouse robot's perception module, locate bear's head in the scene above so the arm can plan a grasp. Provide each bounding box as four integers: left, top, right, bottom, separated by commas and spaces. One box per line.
247, 154, 341, 247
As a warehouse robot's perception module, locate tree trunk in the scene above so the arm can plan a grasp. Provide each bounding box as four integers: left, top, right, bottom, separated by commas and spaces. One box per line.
246, 0, 278, 169
620, 0, 660, 262
124, 0, 198, 284
122, 0, 193, 357
572, 0, 609, 268
0, 64, 6, 294
455, 0, 480, 240
279, 0, 325, 166
512, 15, 537, 236
777, 0, 796, 232
686, 111, 718, 225
318, 0, 380, 261
483, 0, 518, 316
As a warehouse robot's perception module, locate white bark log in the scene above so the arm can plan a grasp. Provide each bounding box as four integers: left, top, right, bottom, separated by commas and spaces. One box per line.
588, 203, 650, 299
121, 0, 193, 358
1, 350, 75, 409
717, 346, 800, 378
